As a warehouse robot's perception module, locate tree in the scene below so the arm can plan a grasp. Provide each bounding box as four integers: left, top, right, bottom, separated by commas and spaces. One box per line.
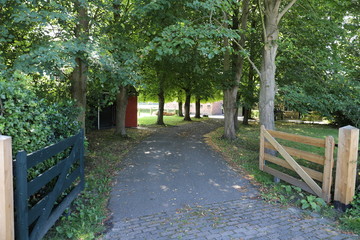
258, 0, 298, 130
222, 0, 250, 139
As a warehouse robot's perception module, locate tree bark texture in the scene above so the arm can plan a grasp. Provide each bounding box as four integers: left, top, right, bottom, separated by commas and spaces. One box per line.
259, 0, 297, 130
195, 97, 201, 118
184, 89, 191, 121
178, 101, 184, 117
71, 1, 89, 130
115, 85, 128, 136
223, 0, 250, 140
71, 57, 87, 130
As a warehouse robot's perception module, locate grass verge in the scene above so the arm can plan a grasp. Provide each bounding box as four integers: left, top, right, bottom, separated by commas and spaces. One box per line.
44, 127, 152, 240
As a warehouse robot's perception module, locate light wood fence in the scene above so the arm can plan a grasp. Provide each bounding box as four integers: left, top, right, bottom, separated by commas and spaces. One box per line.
259, 125, 335, 202
260, 125, 359, 206
0, 135, 14, 240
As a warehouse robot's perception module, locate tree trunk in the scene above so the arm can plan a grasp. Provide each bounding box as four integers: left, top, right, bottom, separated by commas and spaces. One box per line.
259, 1, 280, 131
156, 88, 165, 125
184, 89, 191, 121
115, 85, 128, 136
195, 97, 201, 118
178, 101, 184, 117
71, 1, 89, 129
71, 57, 87, 129
259, 0, 298, 130
223, 0, 250, 140
243, 106, 250, 125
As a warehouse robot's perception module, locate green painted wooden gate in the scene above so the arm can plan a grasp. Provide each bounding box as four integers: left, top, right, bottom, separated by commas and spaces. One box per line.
14, 130, 85, 240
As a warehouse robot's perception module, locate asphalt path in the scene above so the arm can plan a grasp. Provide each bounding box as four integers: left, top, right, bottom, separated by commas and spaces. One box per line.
108, 119, 258, 221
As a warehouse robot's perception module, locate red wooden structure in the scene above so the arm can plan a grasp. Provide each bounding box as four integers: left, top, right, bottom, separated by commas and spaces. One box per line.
125, 96, 138, 127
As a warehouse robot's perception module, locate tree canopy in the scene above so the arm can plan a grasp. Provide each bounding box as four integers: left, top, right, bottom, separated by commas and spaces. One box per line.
1, 0, 359, 142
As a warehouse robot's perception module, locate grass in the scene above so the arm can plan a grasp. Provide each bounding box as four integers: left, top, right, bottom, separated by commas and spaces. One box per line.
43, 127, 152, 240
138, 115, 206, 127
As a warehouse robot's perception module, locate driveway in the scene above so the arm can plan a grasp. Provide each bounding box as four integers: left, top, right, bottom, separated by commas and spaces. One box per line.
104, 119, 357, 240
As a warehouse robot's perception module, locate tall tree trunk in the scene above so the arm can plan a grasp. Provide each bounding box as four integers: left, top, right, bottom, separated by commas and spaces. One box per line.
259, 0, 297, 130
243, 107, 250, 125
156, 71, 165, 125
157, 88, 165, 125
195, 97, 201, 118
71, 1, 89, 129
178, 101, 184, 117
115, 85, 128, 136
234, 93, 240, 131
184, 89, 191, 121
71, 58, 87, 129
223, 0, 250, 140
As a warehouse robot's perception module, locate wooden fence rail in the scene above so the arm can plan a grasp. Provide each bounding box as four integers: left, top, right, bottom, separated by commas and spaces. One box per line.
259, 126, 335, 203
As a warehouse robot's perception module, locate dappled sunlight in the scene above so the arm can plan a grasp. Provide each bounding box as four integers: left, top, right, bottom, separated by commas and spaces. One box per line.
160, 185, 169, 192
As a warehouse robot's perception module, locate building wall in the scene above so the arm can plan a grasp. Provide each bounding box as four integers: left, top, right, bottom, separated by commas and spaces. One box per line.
163, 101, 224, 116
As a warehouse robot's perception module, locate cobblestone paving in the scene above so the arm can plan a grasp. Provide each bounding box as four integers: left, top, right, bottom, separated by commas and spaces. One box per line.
104, 197, 357, 240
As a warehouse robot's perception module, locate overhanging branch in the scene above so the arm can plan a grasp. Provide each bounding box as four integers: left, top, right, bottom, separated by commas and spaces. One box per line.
277, 0, 298, 24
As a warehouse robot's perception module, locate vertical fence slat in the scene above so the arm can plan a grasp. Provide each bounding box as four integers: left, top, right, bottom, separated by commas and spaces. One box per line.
334, 126, 359, 210
0, 136, 14, 240
322, 136, 335, 203
79, 129, 85, 190
259, 126, 265, 171
15, 151, 29, 240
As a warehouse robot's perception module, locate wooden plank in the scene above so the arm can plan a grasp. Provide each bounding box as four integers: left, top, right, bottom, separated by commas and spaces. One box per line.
264, 153, 323, 182
334, 126, 359, 206
259, 126, 265, 171
267, 129, 325, 148
27, 132, 80, 169
0, 136, 15, 240
263, 166, 317, 196
15, 151, 29, 240
322, 136, 335, 203
263, 129, 323, 197
264, 142, 325, 165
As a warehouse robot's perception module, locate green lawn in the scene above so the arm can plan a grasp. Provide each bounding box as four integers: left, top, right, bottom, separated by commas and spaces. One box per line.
138, 115, 205, 126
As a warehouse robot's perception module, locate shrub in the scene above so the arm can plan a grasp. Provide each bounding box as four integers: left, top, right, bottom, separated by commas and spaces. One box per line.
0, 78, 80, 155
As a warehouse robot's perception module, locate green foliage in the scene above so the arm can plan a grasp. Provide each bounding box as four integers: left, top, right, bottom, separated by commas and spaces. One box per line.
341, 194, 360, 234
300, 195, 326, 212
0, 78, 80, 155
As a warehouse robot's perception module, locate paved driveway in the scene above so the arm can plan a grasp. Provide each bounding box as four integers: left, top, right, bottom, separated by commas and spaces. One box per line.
104, 119, 357, 240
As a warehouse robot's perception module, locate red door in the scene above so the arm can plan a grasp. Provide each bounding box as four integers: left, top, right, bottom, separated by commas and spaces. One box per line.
125, 96, 138, 127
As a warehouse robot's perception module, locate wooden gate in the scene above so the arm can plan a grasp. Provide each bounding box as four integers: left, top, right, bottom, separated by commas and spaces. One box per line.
14, 130, 85, 240
259, 126, 335, 203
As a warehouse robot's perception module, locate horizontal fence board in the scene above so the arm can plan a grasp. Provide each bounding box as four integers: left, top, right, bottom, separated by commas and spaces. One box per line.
263, 129, 323, 197
27, 158, 67, 197
264, 142, 325, 165
264, 153, 323, 182
267, 130, 325, 148
28, 196, 48, 226
27, 145, 80, 198
27, 133, 80, 169
263, 166, 317, 196
30, 184, 83, 240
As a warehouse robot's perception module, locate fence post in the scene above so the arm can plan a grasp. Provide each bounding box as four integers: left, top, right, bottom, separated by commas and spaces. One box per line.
0, 135, 15, 240
259, 125, 265, 171
334, 125, 359, 210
